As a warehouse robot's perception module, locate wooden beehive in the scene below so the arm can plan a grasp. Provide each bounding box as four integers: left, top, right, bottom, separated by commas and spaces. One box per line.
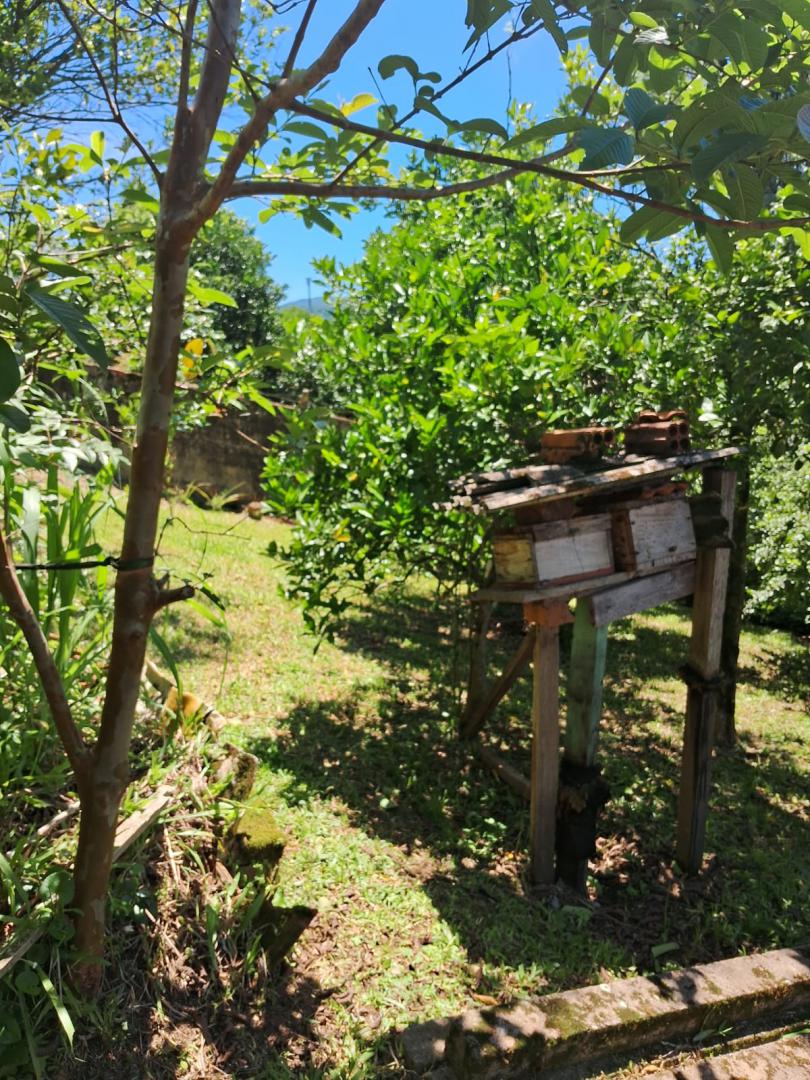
611, 497, 696, 573
493, 513, 614, 587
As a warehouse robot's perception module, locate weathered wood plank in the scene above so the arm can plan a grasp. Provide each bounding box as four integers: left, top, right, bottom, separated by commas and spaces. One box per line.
586, 562, 696, 628
612, 498, 696, 573
468, 448, 741, 514
676, 467, 737, 874
688, 469, 736, 678
460, 631, 534, 740
473, 570, 635, 606
475, 742, 531, 801
564, 601, 608, 768
676, 684, 717, 875
530, 626, 561, 885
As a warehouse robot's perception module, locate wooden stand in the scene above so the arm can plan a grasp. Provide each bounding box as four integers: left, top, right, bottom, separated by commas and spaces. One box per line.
457, 457, 738, 889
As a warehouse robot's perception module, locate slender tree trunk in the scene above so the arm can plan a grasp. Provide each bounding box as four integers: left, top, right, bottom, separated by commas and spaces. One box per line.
716, 459, 750, 748
70, 235, 190, 994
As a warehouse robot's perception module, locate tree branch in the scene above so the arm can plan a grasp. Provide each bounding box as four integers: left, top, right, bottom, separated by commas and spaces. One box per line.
189, 0, 387, 228
227, 173, 520, 202
190, 0, 243, 162
0, 530, 90, 779
328, 15, 544, 188
282, 0, 318, 79
178, 0, 199, 111
154, 583, 195, 612
53, 0, 162, 184
277, 100, 805, 232
226, 171, 809, 232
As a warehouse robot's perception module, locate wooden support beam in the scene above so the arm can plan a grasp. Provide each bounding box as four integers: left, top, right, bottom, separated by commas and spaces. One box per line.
530, 626, 561, 885
460, 630, 533, 740
558, 601, 609, 891
676, 467, 736, 875
586, 561, 696, 628
523, 598, 574, 627
475, 742, 531, 801
564, 600, 608, 768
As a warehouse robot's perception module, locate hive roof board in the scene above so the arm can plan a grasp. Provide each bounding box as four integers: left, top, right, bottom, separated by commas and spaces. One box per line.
446, 448, 741, 516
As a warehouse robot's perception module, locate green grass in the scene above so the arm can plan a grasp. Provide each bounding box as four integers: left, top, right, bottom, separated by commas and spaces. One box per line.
99, 500, 810, 1076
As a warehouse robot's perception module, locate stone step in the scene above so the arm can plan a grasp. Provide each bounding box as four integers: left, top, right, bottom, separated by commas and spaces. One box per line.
400, 946, 810, 1077
648, 1033, 810, 1079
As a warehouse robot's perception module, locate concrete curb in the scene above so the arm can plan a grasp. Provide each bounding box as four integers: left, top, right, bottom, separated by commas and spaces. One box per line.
401, 947, 810, 1077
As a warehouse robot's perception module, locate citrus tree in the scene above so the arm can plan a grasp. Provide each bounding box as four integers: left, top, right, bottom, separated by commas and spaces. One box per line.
3, 0, 810, 992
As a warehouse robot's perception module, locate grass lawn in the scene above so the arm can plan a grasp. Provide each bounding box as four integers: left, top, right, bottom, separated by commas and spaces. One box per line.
103, 500, 810, 1076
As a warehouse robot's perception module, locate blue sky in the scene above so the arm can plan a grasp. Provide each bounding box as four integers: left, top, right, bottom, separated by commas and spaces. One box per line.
237, 2, 569, 301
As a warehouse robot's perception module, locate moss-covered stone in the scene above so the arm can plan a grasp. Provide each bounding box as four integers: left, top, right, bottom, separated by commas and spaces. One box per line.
229, 804, 287, 878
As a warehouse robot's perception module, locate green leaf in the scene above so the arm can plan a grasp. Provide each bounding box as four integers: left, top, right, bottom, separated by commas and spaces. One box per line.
450, 116, 508, 140
0, 403, 30, 432
674, 99, 756, 154
621, 205, 684, 243
622, 88, 678, 131
37, 969, 75, 1049
148, 625, 181, 694
589, 12, 618, 67
89, 129, 105, 165
576, 128, 634, 170
121, 186, 160, 210
378, 54, 419, 81
691, 133, 768, 184
304, 208, 342, 237
629, 12, 658, 29
23, 285, 109, 367
341, 92, 377, 116
504, 116, 589, 149
283, 121, 330, 141
782, 0, 810, 30
0, 338, 21, 403
722, 164, 764, 219
187, 281, 237, 307
784, 227, 810, 259
738, 20, 769, 70
530, 0, 568, 54
705, 225, 735, 273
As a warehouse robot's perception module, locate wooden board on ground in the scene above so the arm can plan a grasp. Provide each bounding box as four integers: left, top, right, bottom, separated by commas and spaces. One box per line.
0, 787, 173, 981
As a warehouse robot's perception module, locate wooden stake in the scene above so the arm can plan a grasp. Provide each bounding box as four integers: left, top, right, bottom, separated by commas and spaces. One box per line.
676, 467, 736, 874
530, 625, 561, 885
475, 742, 531, 801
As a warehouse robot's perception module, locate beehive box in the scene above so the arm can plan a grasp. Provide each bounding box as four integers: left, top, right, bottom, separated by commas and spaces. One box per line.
611, 497, 696, 572
493, 513, 614, 587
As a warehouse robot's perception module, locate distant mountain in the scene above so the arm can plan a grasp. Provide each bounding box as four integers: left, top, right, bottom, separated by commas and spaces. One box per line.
280, 295, 331, 315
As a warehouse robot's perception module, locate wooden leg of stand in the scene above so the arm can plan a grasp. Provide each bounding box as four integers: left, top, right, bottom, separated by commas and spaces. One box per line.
676, 467, 736, 874
564, 600, 608, 768
530, 625, 560, 886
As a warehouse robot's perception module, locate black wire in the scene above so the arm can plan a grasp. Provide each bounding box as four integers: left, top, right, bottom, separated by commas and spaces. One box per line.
16, 555, 155, 573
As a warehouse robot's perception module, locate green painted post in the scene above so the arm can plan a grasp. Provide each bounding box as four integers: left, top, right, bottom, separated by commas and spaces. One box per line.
564, 599, 608, 767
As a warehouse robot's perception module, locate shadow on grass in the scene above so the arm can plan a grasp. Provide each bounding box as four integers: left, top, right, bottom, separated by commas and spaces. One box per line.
247, 592, 810, 993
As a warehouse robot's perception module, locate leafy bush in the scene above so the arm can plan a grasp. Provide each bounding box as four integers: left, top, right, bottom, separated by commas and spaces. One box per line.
265, 181, 810, 637
263, 179, 661, 635
747, 444, 810, 630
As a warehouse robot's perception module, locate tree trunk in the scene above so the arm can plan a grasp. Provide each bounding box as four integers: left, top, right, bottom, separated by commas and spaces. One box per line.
70, 234, 190, 994
716, 460, 750, 748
